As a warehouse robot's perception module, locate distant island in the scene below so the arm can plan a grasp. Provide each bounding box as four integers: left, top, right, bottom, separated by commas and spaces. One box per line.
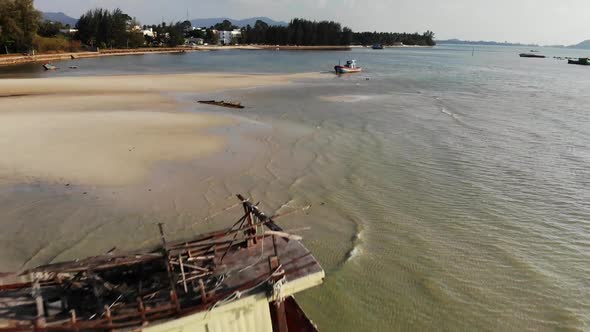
437, 39, 539, 47
566, 40, 590, 49
438, 38, 590, 50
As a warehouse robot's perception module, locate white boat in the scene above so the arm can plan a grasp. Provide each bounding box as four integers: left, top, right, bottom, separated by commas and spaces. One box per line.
334, 60, 362, 74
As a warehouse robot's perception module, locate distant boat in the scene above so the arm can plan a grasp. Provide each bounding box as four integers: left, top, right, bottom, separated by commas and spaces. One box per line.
43, 63, 58, 70
519, 53, 546, 58
335, 60, 362, 74
372, 43, 384, 49
568, 58, 590, 66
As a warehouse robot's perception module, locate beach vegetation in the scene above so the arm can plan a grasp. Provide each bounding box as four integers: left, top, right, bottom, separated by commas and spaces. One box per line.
33, 35, 81, 53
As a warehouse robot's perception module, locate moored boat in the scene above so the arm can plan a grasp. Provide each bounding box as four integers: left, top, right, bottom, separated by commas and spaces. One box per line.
568, 58, 590, 65
335, 60, 362, 74
372, 43, 384, 49
519, 53, 546, 58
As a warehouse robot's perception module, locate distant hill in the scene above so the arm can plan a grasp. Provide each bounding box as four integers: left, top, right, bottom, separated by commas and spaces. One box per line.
42, 12, 78, 26
437, 39, 538, 47
190, 17, 287, 28
567, 40, 590, 49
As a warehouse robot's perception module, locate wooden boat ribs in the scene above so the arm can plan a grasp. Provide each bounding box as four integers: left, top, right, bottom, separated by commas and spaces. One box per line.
0, 194, 323, 331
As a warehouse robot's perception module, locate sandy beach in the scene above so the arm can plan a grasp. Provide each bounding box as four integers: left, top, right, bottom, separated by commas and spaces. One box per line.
0, 71, 335, 271
0, 73, 317, 186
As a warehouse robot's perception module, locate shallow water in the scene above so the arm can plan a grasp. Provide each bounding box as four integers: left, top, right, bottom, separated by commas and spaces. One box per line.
2, 45, 590, 331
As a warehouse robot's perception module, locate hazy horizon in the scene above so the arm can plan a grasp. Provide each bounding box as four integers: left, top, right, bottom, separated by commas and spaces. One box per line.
34, 0, 590, 45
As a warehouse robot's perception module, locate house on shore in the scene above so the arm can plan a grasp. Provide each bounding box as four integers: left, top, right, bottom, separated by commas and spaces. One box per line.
186, 37, 205, 46
142, 28, 155, 38
215, 29, 242, 45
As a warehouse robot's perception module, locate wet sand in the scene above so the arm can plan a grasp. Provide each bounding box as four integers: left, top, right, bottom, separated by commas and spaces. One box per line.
0, 72, 321, 187
0, 72, 338, 271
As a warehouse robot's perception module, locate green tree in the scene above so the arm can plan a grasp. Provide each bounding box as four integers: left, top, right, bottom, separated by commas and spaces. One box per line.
0, 0, 41, 53
167, 22, 185, 47
205, 28, 218, 44
75, 8, 139, 49
38, 21, 64, 37
180, 20, 192, 32
213, 20, 236, 31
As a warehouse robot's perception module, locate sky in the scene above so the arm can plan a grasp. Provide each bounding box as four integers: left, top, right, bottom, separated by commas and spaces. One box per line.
34, 0, 590, 45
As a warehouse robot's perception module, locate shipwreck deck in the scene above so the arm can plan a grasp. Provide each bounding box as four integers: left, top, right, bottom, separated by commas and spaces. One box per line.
0, 194, 324, 332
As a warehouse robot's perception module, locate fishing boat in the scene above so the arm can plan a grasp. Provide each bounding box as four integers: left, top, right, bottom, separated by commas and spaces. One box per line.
42, 63, 58, 70
372, 43, 384, 49
198, 100, 245, 109
0, 194, 324, 332
568, 58, 590, 66
519, 53, 546, 58
334, 60, 362, 74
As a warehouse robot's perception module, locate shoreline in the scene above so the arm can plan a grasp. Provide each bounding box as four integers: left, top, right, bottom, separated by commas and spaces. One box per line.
0, 45, 351, 67
0, 44, 432, 67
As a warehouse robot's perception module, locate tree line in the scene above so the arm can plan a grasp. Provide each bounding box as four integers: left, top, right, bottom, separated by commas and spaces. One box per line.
75, 8, 146, 49
0, 0, 436, 54
240, 19, 353, 46
353, 31, 435, 46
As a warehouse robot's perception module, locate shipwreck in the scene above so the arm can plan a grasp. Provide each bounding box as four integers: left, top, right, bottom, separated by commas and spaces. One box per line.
0, 195, 324, 332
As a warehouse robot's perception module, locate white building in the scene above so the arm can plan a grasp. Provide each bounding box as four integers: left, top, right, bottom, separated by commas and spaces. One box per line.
217, 29, 241, 45
142, 28, 155, 38
186, 37, 204, 46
